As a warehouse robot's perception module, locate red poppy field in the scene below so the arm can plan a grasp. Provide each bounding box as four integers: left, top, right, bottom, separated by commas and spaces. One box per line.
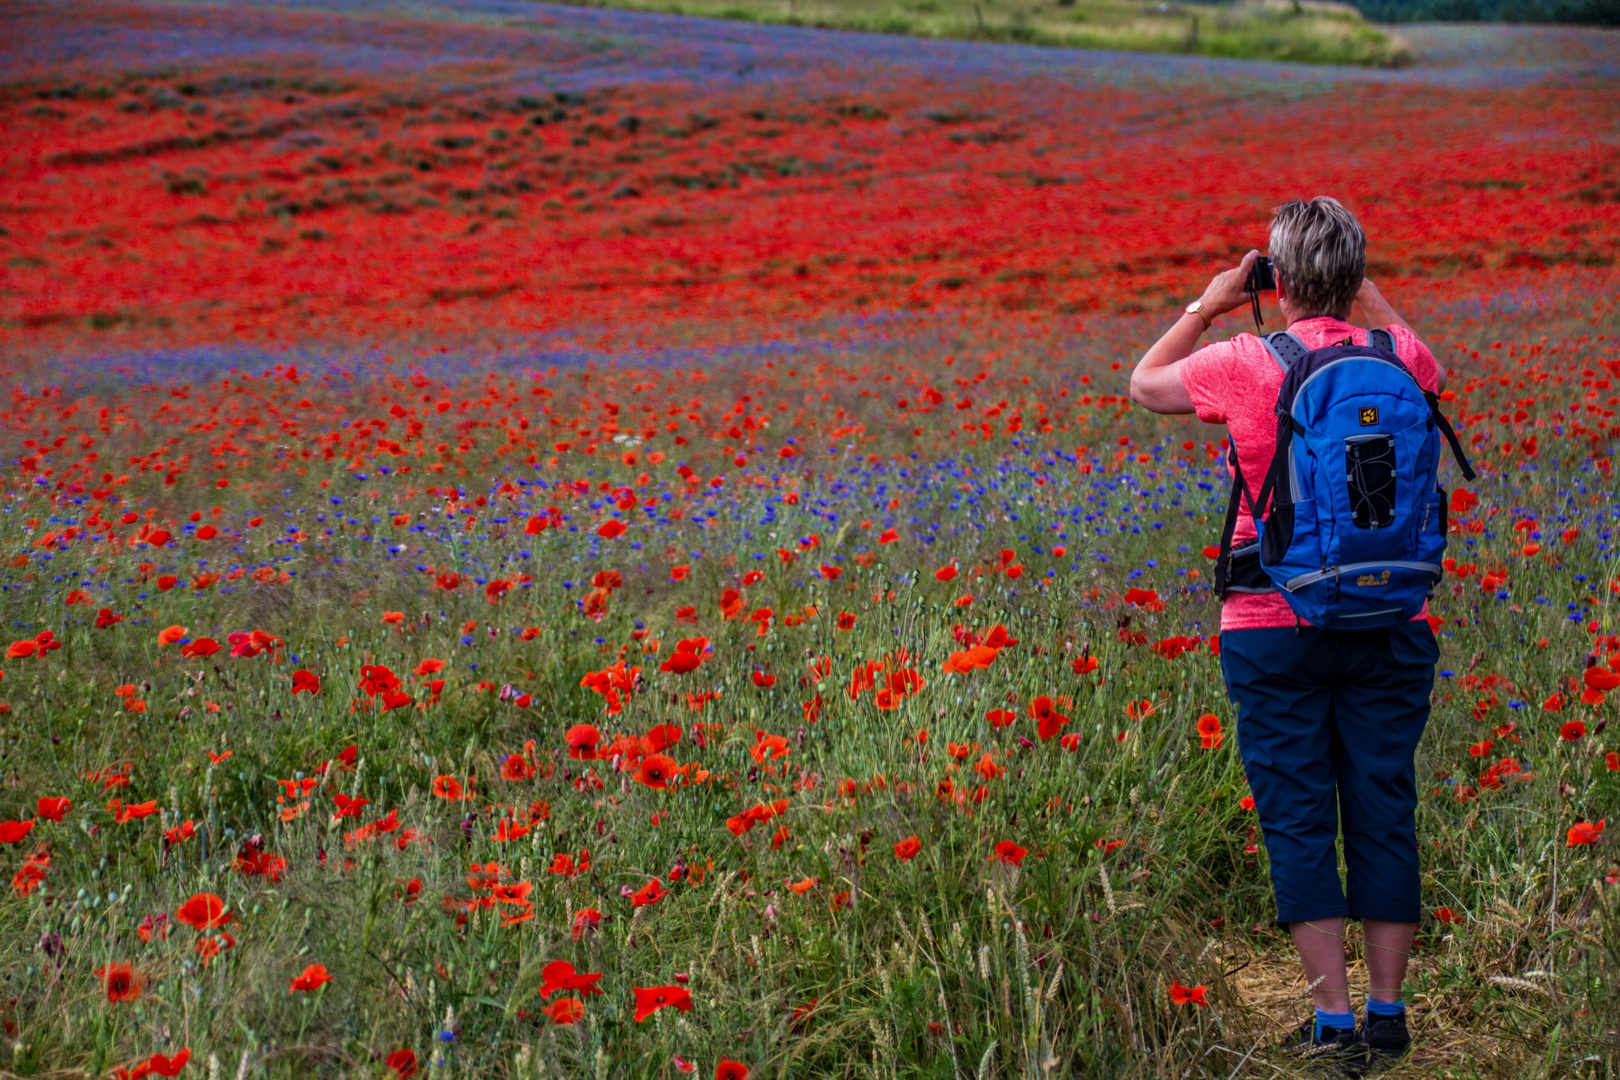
2, 2, 1620, 1077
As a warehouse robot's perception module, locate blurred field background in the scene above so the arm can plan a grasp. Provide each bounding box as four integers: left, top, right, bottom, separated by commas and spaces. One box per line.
1, 2, 1619, 1078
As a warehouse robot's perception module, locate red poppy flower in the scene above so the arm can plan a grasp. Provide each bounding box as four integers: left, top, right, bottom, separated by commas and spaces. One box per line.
546, 997, 587, 1024
631, 878, 669, 907
380, 690, 413, 712
1586, 668, 1620, 691
94, 962, 141, 1002
992, 841, 1027, 866
1028, 696, 1068, 740
1568, 820, 1606, 847
175, 893, 231, 930
934, 565, 957, 581
0, 820, 34, 844
35, 796, 71, 822
96, 608, 123, 628
332, 793, 370, 820
1168, 980, 1208, 1007
632, 985, 694, 1022
385, 1049, 418, 1078
983, 624, 1018, 649
181, 637, 221, 659
597, 520, 626, 538
715, 1061, 750, 1080
893, 835, 921, 861
566, 724, 602, 759
107, 799, 159, 824
540, 960, 604, 999
636, 753, 679, 790
644, 723, 683, 753
1433, 906, 1464, 926
501, 754, 534, 782
288, 963, 332, 993
431, 776, 464, 800
986, 708, 1017, 728
143, 1050, 192, 1077
1561, 720, 1587, 742
572, 908, 603, 942
236, 850, 287, 881
1123, 588, 1164, 611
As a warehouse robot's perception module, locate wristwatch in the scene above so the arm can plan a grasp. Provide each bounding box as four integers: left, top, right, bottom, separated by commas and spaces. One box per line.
1184, 300, 1213, 330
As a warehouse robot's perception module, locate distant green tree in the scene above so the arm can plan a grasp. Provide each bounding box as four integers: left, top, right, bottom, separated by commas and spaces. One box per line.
1350, 0, 1619, 24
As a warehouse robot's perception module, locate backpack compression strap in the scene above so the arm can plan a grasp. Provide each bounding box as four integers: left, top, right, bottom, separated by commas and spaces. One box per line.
1214, 444, 1247, 595
1425, 391, 1477, 481
1213, 443, 1276, 596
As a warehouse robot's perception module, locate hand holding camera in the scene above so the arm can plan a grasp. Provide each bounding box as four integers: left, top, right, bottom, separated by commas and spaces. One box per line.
1194, 249, 1265, 326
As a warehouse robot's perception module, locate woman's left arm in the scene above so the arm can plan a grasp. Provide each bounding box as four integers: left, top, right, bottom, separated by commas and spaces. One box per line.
1130, 250, 1260, 415
1357, 278, 1447, 393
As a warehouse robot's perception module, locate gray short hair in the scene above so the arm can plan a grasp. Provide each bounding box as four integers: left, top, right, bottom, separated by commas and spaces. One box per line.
1269, 197, 1365, 320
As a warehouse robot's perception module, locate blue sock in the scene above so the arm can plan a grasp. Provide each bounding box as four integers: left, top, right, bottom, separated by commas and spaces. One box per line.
1366, 998, 1405, 1018
1315, 1008, 1356, 1038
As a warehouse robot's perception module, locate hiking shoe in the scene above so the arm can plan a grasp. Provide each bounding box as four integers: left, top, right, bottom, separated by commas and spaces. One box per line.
1281, 1017, 1365, 1074
1362, 1011, 1411, 1066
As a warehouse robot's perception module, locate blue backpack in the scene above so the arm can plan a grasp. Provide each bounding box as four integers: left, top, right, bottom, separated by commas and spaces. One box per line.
1214, 328, 1476, 631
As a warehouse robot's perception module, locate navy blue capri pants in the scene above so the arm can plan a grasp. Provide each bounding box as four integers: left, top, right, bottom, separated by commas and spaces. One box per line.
1220, 621, 1439, 926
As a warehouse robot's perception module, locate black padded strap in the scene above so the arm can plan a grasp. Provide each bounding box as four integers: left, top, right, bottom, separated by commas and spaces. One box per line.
1369, 327, 1394, 353
1261, 331, 1309, 371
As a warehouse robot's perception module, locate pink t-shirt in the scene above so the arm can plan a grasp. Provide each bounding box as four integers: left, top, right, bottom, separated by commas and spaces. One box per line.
1178, 317, 1440, 631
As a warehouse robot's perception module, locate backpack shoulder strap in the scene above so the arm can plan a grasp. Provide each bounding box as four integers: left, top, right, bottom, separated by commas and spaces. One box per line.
1368, 327, 1395, 353
1260, 330, 1309, 371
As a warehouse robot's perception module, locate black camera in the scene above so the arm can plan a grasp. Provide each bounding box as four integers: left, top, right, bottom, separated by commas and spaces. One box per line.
1247, 255, 1276, 293
1245, 255, 1275, 330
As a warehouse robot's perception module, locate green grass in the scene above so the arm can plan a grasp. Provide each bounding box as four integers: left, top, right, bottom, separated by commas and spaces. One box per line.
0, 289, 1617, 1076
553, 0, 1415, 67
